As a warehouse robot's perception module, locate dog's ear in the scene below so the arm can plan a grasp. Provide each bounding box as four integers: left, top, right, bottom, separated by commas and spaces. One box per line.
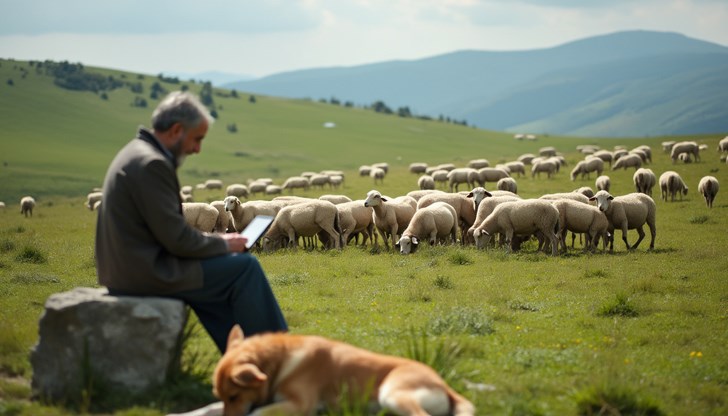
232, 363, 268, 387
227, 324, 245, 350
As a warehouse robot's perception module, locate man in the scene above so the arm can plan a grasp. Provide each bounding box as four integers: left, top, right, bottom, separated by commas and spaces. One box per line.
95, 91, 287, 353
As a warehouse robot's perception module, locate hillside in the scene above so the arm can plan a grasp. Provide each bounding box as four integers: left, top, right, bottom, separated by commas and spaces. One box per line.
224, 30, 728, 137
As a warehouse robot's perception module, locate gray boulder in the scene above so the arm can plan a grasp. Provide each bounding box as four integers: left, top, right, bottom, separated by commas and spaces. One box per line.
31, 287, 186, 401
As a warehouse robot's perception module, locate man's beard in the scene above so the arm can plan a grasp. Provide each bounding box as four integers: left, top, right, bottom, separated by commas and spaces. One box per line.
169, 134, 187, 167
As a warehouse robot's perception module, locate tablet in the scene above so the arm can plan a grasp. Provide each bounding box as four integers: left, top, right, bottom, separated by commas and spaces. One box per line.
240, 215, 275, 249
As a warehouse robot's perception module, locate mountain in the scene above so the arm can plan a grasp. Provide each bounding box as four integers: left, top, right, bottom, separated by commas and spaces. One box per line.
166, 70, 257, 86
224, 30, 728, 137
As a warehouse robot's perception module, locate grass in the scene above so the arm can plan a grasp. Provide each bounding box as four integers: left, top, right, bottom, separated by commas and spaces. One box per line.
0, 58, 727, 415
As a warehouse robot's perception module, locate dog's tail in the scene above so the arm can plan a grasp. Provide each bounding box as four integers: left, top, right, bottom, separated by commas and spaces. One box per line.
449, 388, 476, 416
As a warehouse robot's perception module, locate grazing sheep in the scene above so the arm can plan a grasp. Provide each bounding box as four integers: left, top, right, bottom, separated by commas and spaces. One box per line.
182, 202, 220, 232
662, 141, 676, 152
670, 141, 700, 163
369, 167, 385, 185
204, 179, 223, 190
612, 149, 628, 162
265, 185, 283, 195
329, 175, 343, 189
551, 199, 610, 252
517, 153, 536, 165
539, 146, 557, 157
417, 174, 435, 190
698, 176, 719, 208
633, 168, 657, 196
358, 165, 372, 176
476, 167, 510, 186
659, 171, 689, 202
629, 149, 649, 164
248, 181, 268, 196
539, 192, 589, 205
20, 196, 36, 217
263, 200, 342, 251
431, 169, 449, 189
396, 202, 458, 254
612, 153, 642, 170
406, 189, 446, 202
435, 163, 456, 172
0, 202, 6, 210
718, 137, 728, 152
364, 190, 416, 250
472, 199, 560, 255
210, 200, 233, 233
466, 195, 520, 245
504, 161, 526, 177
86, 191, 103, 210
591, 150, 614, 167
371, 162, 389, 174
677, 152, 693, 163
467, 159, 490, 169
319, 194, 353, 205
180, 192, 193, 202
180, 185, 193, 195
531, 160, 558, 179
574, 187, 595, 199
408, 162, 428, 174
589, 190, 656, 251
496, 177, 518, 194
447, 168, 478, 192
224, 197, 288, 232
595, 175, 611, 192
226, 184, 249, 198
282, 176, 310, 192
310, 174, 332, 189
335, 200, 375, 246
571, 157, 604, 181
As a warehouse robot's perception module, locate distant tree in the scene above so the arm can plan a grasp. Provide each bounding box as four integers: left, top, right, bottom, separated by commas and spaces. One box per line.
231, 89, 239, 98
249, 95, 256, 104
330, 97, 341, 106
137, 74, 144, 80
371, 100, 393, 115
7, 79, 14, 86
397, 106, 412, 118
181, 84, 189, 92
344, 101, 354, 108
129, 82, 143, 94
100, 92, 108, 100
200, 82, 214, 106
210, 109, 218, 119
132, 96, 147, 108
227, 123, 238, 133
150, 90, 158, 100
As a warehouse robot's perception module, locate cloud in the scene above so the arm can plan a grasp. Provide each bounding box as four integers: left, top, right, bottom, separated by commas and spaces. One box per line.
0, 0, 321, 35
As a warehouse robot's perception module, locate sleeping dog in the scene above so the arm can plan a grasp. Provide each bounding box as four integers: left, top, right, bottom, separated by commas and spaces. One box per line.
213, 325, 475, 415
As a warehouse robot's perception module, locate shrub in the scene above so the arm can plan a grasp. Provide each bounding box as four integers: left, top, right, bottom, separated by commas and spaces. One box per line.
575, 384, 664, 415
14, 246, 46, 264
688, 215, 709, 224
433, 275, 454, 289
428, 307, 495, 336
598, 293, 638, 317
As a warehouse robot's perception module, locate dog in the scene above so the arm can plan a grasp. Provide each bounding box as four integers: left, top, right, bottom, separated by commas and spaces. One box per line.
213, 325, 475, 415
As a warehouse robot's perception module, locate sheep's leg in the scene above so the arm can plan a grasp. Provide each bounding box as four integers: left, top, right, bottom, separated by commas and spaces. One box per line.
504, 230, 514, 253
621, 224, 631, 250
648, 221, 656, 250
631, 225, 645, 250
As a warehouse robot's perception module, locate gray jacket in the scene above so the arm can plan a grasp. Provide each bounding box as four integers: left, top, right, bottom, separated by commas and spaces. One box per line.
95, 127, 228, 294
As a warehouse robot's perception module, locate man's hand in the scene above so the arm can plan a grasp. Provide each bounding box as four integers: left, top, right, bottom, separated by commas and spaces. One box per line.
221, 233, 249, 252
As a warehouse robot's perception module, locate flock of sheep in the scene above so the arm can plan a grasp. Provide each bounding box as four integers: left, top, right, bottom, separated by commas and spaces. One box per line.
11, 137, 725, 257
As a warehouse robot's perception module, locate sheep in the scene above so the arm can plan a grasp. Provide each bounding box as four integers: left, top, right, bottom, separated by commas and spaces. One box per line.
496, 177, 518, 194
573, 187, 595, 199
504, 161, 526, 177
517, 153, 536, 165
335, 200, 375, 246
210, 200, 233, 233
612, 153, 642, 170
633, 168, 657, 196
20, 196, 36, 217
371, 162, 389, 174
571, 157, 604, 181
447, 168, 478, 192
409, 162, 428, 174
612, 149, 628, 161
319, 194, 353, 205
634, 145, 652, 163
300, 171, 317, 179
224, 197, 289, 232
368, 167, 385, 185
182, 202, 220, 232
0, 202, 5, 210
629, 149, 649, 164
662, 141, 676, 152
467, 159, 490, 169
659, 171, 689, 202
472, 199, 560, 255
589, 190, 656, 251
531, 160, 558, 179
698, 176, 719, 208
539, 192, 590, 205
364, 190, 416, 250
180, 185, 193, 195
431, 169, 449, 188
466, 195, 520, 245
329, 175, 343, 189
359, 165, 372, 176
226, 184, 249, 198
677, 152, 693, 163
416, 174, 435, 190
282, 176, 310, 192
464, 187, 494, 209
248, 181, 268, 196
309, 174, 332, 189
265, 185, 283, 195
395, 202, 458, 254
406, 189, 446, 202
435, 163, 456, 171
595, 175, 611, 192
204, 179, 223, 190
180, 192, 193, 202
263, 200, 341, 251
551, 199, 610, 252
591, 150, 614, 167
539, 146, 557, 157
417, 191, 480, 243
670, 141, 700, 163
476, 167, 510, 186
86, 191, 103, 210
718, 137, 728, 152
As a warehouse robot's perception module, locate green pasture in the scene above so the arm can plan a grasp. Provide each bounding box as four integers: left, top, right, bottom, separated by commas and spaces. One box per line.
0, 58, 727, 415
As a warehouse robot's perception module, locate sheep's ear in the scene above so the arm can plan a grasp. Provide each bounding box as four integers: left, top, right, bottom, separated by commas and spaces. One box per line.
483, 230, 491, 236
473, 230, 480, 238
412, 237, 419, 245
607, 196, 614, 201
484, 191, 492, 197
466, 192, 474, 198
588, 196, 595, 201
381, 197, 388, 202
395, 239, 401, 248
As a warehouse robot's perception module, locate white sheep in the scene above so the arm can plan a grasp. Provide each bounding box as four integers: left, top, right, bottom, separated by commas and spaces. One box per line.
472, 199, 560, 255
86, 191, 103, 210
612, 153, 642, 170
0, 202, 5, 209
634, 145, 652, 163
224, 197, 289, 232
589, 190, 656, 251
447, 167, 478, 192
539, 146, 557, 157
718, 137, 728, 152
359, 165, 372, 176
550, 199, 610, 252
698, 176, 719, 208
496, 177, 518, 194
248, 181, 268, 195
263, 200, 341, 251
476, 167, 510, 186
319, 194, 353, 205
431, 169, 449, 188
517, 153, 536, 165
329, 175, 343, 189
633, 168, 656, 196
335, 200, 375, 246
226, 184, 249, 198
204, 179, 223, 190
591, 150, 614, 167
435, 163, 456, 171
417, 175, 435, 190
466, 195, 520, 245
570, 157, 604, 181
265, 185, 283, 195
309, 174, 332, 189
396, 202, 458, 254
418, 191, 481, 244
659, 171, 688, 202
595, 175, 611, 192
677, 152, 693, 163
182, 202, 220, 232
467, 159, 490, 169
539, 192, 590, 205
573, 187, 595, 199
180, 185, 193, 195
20, 196, 36, 217
670, 141, 700, 163
409, 162, 428, 174
180, 192, 193, 202
406, 189, 446, 202
369, 167, 386, 185
371, 162, 389, 174
282, 176, 310, 192
662, 141, 676, 152
210, 200, 233, 233
531, 160, 558, 179
629, 149, 649, 164
504, 161, 526, 177
364, 190, 416, 250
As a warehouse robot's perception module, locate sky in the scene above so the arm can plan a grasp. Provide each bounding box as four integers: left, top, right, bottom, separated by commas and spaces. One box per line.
1, 0, 727, 79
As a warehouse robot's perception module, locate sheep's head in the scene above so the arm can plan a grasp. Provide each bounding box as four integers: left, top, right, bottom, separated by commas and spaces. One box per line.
364, 190, 385, 207
223, 196, 240, 212
473, 229, 492, 250
467, 187, 492, 207
396, 236, 418, 254
589, 190, 613, 212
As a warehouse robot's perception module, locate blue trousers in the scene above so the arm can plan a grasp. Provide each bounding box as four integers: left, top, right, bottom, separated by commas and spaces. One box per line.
172, 253, 288, 353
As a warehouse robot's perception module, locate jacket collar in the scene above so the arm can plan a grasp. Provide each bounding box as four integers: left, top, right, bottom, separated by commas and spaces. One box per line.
136, 126, 178, 169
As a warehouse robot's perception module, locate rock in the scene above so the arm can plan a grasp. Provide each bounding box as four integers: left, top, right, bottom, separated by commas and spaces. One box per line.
31, 287, 186, 402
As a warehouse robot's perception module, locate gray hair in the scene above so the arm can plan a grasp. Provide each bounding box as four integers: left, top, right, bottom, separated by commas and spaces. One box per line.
151, 91, 214, 132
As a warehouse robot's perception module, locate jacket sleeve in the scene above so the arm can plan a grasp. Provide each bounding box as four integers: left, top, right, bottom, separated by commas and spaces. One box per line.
131, 158, 228, 258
